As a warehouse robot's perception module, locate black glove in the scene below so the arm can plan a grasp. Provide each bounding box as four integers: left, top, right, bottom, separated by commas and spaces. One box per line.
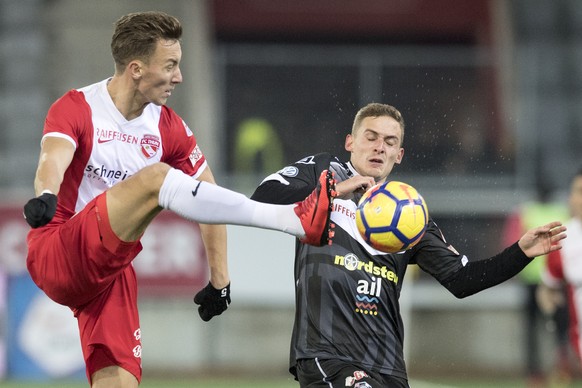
23, 192, 58, 228
193, 282, 231, 322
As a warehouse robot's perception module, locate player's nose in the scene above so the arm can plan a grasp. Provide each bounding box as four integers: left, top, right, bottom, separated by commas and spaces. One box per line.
374, 139, 386, 153
173, 67, 183, 84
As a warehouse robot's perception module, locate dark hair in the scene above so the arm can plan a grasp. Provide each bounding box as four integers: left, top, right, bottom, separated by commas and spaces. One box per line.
352, 103, 405, 146
111, 11, 182, 72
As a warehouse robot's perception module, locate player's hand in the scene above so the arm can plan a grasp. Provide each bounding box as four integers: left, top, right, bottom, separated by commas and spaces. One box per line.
194, 282, 231, 321
518, 221, 567, 258
23, 192, 58, 228
336, 176, 376, 199
536, 283, 564, 316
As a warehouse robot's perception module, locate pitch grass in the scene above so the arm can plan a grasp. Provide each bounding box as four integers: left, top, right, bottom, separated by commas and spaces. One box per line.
3, 378, 582, 387
4, 378, 582, 388
0, 379, 296, 388
0, 378, 297, 388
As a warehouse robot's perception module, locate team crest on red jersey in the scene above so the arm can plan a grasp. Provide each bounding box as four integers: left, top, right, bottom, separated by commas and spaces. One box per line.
141, 134, 160, 159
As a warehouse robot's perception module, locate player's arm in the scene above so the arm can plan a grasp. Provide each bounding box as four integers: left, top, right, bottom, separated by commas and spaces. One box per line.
195, 166, 229, 289
335, 176, 375, 200
252, 153, 334, 204
517, 221, 566, 258
251, 167, 314, 204
24, 136, 75, 228
34, 136, 75, 196
452, 222, 565, 297
162, 113, 231, 320
251, 178, 310, 204
192, 166, 231, 321
412, 221, 567, 298
536, 282, 565, 316
536, 247, 566, 315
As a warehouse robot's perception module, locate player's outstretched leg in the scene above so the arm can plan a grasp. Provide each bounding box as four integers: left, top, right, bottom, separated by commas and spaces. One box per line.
294, 169, 336, 246
158, 166, 336, 245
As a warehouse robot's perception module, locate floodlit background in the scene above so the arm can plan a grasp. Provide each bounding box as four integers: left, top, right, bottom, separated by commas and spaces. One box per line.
1, 0, 581, 385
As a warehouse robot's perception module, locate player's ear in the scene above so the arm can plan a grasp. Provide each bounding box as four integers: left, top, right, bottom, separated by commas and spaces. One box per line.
128, 60, 143, 80
395, 148, 404, 164
345, 134, 353, 152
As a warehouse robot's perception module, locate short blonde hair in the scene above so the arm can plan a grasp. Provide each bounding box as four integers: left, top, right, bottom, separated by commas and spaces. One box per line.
352, 103, 405, 145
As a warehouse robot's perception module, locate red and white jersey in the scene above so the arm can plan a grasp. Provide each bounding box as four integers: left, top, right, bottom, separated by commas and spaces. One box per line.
543, 218, 582, 359
43, 79, 207, 224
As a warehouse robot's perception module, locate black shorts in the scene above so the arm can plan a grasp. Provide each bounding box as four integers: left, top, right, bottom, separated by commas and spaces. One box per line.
295, 358, 409, 388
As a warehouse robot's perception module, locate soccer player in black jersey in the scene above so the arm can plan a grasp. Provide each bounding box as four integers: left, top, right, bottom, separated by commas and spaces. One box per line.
251, 103, 567, 388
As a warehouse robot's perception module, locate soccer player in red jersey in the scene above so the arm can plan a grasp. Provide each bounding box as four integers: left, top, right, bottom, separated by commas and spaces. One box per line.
23, 11, 335, 387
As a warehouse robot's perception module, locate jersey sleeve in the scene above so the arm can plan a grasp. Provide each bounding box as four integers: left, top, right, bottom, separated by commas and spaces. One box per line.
501, 210, 525, 248
407, 220, 465, 279
409, 220, 532, 298
43, 90, 92, 148
251, 153, 332, 204
159, 107, 207, 179
542, 249, 564, 287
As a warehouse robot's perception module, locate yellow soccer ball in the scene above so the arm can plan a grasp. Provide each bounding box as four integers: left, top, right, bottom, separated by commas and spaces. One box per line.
356, 181, 429, 253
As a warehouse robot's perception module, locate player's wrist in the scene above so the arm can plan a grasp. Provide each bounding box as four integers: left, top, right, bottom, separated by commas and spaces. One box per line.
193, 281, 231, 322
209, 276, 230, 290
24, 190, 58, 228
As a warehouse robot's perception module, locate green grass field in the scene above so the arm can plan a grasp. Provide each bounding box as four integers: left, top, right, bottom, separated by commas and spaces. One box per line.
0, 375, 582, 388
0, 379, 295, 388
3, 377, 582, 388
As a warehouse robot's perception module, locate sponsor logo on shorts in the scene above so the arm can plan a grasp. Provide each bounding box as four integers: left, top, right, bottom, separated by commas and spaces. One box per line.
355, 382, 372, 388
345, 371, 369, 386
133, 328, 142, 358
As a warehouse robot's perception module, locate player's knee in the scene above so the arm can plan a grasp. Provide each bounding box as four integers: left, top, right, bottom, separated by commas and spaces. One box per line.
91, 365, 138, 388
132, 163, 172, 198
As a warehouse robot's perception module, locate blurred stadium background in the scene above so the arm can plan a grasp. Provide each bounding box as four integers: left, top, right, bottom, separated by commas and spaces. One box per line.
1, 0, 581, 386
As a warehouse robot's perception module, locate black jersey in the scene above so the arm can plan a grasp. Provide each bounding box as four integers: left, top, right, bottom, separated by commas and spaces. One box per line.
251, 152, 532, 380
